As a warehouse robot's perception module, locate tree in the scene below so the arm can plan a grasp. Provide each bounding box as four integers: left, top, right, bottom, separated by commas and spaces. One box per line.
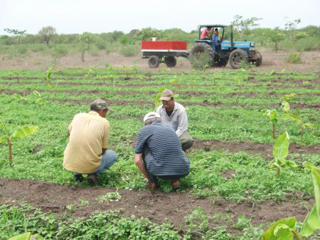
231, 15, 262, 40
4, 28, 27, 44
284, 18, 301, 49
269, 28, 285, 52
38, 26, 56, 46
78, 32, 93, 62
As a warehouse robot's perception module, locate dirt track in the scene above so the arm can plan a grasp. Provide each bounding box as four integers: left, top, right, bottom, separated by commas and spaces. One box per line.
0, 49, 319, 72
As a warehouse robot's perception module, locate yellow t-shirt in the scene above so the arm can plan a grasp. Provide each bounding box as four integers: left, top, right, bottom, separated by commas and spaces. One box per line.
63, 111, 110, 173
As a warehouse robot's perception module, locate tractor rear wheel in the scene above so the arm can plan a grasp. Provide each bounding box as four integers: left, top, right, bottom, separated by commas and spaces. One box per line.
255, 51, 262, 67
148, 55, 160, 68
189, 43, 214, 69
165, 56, 177, 67
229, 49, 248, 69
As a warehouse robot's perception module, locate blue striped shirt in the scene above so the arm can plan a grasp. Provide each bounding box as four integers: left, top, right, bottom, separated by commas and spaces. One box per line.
135, 121, 190, 176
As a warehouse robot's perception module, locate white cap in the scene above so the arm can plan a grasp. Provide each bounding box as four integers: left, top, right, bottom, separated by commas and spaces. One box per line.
143, 112, 160, 123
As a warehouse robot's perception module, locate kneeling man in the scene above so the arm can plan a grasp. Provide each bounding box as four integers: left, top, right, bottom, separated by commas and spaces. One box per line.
134, 112, 190, 190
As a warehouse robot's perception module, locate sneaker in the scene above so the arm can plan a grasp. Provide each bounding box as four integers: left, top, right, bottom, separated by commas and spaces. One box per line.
87, 174, 99, 186
171, 179, 181, 190
74, 174, 84, 182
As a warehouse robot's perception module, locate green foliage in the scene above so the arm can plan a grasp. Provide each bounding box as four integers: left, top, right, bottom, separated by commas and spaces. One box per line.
120, 45, 139, 57
269, 28, 285, 52
96, 190, 121, 203
300, 163, 320, 237
155, 87, 166, 110
260, 217, 300, 240
9, 232, 41, 240
189, 53, 211, 70
286, 51, 302, 64
231, 15, 262, 40
38, 26, 56, 46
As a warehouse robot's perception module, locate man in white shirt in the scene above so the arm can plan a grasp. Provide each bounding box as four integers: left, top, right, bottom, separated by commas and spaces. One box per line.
157, 89, 194, 151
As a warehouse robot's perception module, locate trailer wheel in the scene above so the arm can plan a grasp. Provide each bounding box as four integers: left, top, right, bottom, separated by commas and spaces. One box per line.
229, 49, 248, 69
165, 56, 177, 67
148, 55, 160, 68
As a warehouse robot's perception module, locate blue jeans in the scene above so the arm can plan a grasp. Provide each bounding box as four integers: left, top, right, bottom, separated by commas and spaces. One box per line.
74, 150, 117, 176
93, 150, 117, 175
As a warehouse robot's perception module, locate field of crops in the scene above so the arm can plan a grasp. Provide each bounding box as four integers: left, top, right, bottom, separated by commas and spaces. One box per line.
0, 67, 320, 239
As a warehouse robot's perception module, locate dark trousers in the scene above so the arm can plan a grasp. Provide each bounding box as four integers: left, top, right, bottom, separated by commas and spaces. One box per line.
143, 148, 188, 184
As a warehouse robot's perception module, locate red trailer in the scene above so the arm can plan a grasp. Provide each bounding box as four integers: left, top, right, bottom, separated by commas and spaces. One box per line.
141, 41, 189, 68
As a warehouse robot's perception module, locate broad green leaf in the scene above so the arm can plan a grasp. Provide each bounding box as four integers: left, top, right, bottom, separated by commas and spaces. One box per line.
284, 160, 298, 168
0, 136, 7, 143
301, 206, 320, 237
274, 223, 294, 239
260, 217, 296, 240
273, 132, 289, 161
9, 232, 33, 240
282, 113, 302, 124
265, 109, 278, 124
281, 101, 290, 112
301, 164, 320, 237
12, 126, 38, 139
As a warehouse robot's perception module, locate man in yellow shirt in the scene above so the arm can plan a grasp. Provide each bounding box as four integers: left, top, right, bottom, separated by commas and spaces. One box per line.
63, 99, 117, 186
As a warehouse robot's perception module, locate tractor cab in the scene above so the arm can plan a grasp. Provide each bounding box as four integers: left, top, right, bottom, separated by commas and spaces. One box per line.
196, 25, 227, 52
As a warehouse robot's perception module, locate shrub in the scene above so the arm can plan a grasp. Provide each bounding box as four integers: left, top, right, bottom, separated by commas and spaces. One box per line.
120, 45, 139, 57
189, 53, 212, 70
89, 46, 100, 56
31, 44, 46, 52
286, 51, 302, 64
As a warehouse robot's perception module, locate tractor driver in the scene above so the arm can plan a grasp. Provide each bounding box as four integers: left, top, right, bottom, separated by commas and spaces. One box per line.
200, 26, 212, 40
212, 28, 220, 46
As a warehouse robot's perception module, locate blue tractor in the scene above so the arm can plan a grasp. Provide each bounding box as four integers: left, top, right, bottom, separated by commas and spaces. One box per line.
189, 24, 262, 69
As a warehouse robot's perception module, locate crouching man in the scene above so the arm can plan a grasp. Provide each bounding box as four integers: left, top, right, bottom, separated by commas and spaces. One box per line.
63, 99, 117, 186
134, 112, 190, 190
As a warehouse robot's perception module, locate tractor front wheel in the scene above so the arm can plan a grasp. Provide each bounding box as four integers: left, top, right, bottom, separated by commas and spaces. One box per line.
229, 49, 248, 69
165, 56, 177, 67
148, 55, 160, 68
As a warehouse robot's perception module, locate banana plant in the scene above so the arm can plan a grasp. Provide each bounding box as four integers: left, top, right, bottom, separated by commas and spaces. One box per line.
0, 120, 38, 165
9, 232, 41, 240
300, 162, 320, 237
282, 113, 315, 138
261, 163, 320, 239
269, 131, 297, 176
154, 87, 166, 110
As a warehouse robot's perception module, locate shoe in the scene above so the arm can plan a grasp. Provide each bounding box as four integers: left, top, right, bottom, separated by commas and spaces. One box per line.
171, 179, 181, 190
148, 182, 158, 191
87, 174, 99, 186
74, 174, 84, 182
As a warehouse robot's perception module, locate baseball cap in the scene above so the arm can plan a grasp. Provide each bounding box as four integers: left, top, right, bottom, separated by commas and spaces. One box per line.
143, 112, 160, 123
160, 89, 174, 101
91, 99, 113, 111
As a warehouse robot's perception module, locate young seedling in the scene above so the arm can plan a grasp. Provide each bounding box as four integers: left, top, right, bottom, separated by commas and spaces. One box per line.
269, 131, 297, 176
0, 120, 38, 165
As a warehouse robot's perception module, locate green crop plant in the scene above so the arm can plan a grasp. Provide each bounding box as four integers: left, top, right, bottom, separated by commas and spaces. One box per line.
154, 87, 166, 110
96, 190, 121, 203
45, 67, 53, 88
261, 163, 320, 239
269, 131, 297, 176
9, 232, 41, 240
282, 113, 315, 138
0, 120, 38, 165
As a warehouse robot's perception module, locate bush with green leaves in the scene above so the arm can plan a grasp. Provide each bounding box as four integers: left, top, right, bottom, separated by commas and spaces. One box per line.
286, 51, 303, 64
120, 45, 139, 57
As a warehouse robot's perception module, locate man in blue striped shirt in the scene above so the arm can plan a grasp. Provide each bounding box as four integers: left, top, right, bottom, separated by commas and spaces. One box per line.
134, 112, 190, 190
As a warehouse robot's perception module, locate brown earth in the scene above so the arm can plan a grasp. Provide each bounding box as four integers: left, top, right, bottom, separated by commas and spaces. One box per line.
0, 49, 320, 72
0, 178, 313, 235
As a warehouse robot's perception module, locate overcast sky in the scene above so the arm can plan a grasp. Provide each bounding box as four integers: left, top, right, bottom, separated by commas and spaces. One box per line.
1, 0, 319, 35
